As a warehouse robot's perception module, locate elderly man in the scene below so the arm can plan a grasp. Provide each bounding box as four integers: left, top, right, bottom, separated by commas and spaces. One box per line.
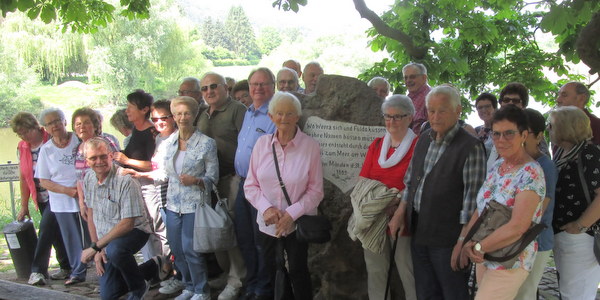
302, 61, 323, 95
282, 59, 302, 78
402, 63, 431, 135
179, 77, 208, 124
556, 81, 600, 144
196, 72, 248, 300
276, 67, 300, 92
234, 67, 277, 300
389, 86, 486, 300
80, 138, 169, 300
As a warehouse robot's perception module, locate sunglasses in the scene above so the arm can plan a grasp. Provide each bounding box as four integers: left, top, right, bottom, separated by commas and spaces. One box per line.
151, 115, 172, 122
500, 97, 522, 105
200, 83, 222, 92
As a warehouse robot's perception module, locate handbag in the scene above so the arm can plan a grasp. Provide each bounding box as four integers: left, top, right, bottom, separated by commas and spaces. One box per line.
193, 185, 237, 253
463, 199, 546, 269
575, 148, 600, 263
271, 140, 331, 243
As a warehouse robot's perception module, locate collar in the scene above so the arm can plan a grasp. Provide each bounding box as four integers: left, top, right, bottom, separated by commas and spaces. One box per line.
408, 84, 431, 97
428, 122, 460, 145
249, 100, 270, 115
271, 127, 302, 148
206, 97, 234, 116
97, 164, 118, 186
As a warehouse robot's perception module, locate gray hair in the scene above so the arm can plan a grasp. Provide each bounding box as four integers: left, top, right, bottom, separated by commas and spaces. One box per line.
282, 59, 301, 70
39, 108, 66, 126
83, 136, 111, 159
566, 81, 591, 103
549, 106, 592, 145
268, 92, 302, 116
303, 61, 323, 74
248, 67, 276, 85
171, 96, 200, 119
368, 77, 391, 90
402, 63, 427, 76
181, 77, 201, 91
277, 67, 299, 82
110, 109, 133, 131
200, 72, 227, 85
382, 95, 415, 116
426, 85, 461, 109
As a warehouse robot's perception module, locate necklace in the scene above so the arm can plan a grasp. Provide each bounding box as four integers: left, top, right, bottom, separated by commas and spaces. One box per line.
53, 133, 71, 148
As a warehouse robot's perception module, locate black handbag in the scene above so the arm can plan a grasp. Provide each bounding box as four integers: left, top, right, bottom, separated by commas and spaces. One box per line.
271, 140, 331, 244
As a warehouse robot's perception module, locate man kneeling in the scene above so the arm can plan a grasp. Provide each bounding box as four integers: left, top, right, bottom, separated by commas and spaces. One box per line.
80, 137, 170, 300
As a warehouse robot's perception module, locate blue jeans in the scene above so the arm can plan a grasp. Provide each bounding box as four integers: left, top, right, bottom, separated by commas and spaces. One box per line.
31, 201, 70, 275
411, 241, 469, 300
54, 212, 88, 280
99, 228, 150, 300
166, 209, 208, 295
234, 178, 272, 296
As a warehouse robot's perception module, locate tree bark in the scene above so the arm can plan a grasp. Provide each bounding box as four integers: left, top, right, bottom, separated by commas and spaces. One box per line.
352, 0, 428, 59
577, 11, 600, 76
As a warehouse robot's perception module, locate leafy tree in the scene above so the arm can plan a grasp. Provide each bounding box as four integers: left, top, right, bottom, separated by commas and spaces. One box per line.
201, 17, 231, 50
224, 6, 261, 61
275, 0, 600, 109
257, 26, 283, 55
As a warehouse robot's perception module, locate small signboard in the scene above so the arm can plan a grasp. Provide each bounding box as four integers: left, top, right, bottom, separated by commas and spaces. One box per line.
0, 164, 19, 183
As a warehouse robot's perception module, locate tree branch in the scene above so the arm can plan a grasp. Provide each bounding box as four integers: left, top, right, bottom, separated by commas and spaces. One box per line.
577, 11, 600, 75
352, 0, 428, 59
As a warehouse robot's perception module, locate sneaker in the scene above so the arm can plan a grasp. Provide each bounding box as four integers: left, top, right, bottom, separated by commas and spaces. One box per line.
160, 277, 175, 287
174, 289, 195, 300
49, 268, 71, 280
28, 272, 46, 285
190, 293, 211, 300
207, 273, 227, 289
217, 285, 240, 300
159, 278, 185, 294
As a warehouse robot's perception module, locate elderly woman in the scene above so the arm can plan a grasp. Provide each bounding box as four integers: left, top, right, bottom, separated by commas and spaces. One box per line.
368, 77, 391, 100
244, 91, 324, 300
474, 92, 498, 157
110, 109, 134, 148
35, 108, 87, 286
550, 106, 600, 300
11, 112, 71, 285
158, 96, 218, 300
514, 108, 558, 299
72, 107, 119, 220
231, 80, 252, 107
353, 95, 417, 300
462, 105, 545, 299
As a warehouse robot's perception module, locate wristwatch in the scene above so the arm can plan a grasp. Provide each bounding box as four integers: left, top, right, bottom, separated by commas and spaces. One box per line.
474, 242, 485, 255
576, 221, 589, 233
90, 242, 102, 252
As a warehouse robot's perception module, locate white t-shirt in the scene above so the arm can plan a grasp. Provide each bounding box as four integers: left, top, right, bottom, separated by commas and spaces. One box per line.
35, 133, 79, 213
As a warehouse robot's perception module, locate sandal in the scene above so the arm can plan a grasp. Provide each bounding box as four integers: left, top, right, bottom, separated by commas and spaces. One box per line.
64, 277, 85, 286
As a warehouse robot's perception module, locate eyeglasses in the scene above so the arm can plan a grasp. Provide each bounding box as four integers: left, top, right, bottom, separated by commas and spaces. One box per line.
200, 83, 223, 92
491, 130, 518, 141
174, 111, 193, 118
45, 118, 63, 127
178, 90, 199, 96
500, 97, 522, 105
86, 154, 109, 162
403, 74, 423, 81
278, 80, 296, 86
383, 113, 410, 121
151, 115, 172, 122
249, 82, 273, 88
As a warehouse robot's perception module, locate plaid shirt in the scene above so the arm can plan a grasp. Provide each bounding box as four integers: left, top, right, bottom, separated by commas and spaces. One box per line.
401, 123, 486, 224
84, 165, 151, 239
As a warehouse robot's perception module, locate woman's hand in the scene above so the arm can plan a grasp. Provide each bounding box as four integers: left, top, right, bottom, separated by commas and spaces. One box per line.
112, 152, 130, 166
179, 174, 203, 189
276, 212, 294, 237
560, 221, 585, 234
387, 201, 406, 240
385, 197, 401, 217
462, 240, 484, 264
17, 207, 30, 222
263, 207, 281, 226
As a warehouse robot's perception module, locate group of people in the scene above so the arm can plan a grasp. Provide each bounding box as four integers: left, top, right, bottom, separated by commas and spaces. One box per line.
9, 58, 600, 300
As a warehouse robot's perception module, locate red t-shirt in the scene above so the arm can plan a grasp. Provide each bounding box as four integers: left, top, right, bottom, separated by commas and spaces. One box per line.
359, 137, 417, 191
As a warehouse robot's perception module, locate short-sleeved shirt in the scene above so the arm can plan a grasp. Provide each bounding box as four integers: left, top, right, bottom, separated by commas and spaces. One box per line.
35, 133, 79, 213
553, 143, 600, 234
477, 159, 546, 271
123, 126, 156, 172
196, 98, 246, 177
83, 165, 151, 239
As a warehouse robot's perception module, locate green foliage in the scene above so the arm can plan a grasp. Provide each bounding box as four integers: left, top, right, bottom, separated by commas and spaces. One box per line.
201, 18, 231, 50
272, 0, 307, 13
0, 0, 151, 33
257, 27, 283, 55
224, 6, 261, 61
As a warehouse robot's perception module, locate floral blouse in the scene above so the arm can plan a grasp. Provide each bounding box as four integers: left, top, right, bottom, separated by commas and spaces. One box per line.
476, 158, 546, 271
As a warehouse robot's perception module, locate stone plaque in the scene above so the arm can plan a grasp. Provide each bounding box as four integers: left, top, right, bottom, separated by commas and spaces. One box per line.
304, 116, 386, 193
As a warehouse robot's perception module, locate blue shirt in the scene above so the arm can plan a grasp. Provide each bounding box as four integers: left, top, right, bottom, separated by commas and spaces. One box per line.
234, 102, 276, 178
536, 154, 558, 251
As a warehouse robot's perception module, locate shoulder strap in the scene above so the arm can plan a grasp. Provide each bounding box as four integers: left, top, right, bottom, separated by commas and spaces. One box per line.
272, 138, 293, 207
576, 147, 592, 205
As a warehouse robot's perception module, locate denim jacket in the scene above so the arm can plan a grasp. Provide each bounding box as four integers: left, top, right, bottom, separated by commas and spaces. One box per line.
161, 129, 219, 214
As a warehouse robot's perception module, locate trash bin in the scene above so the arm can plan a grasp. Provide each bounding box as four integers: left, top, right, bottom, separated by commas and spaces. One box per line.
3, 220, 37, 279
